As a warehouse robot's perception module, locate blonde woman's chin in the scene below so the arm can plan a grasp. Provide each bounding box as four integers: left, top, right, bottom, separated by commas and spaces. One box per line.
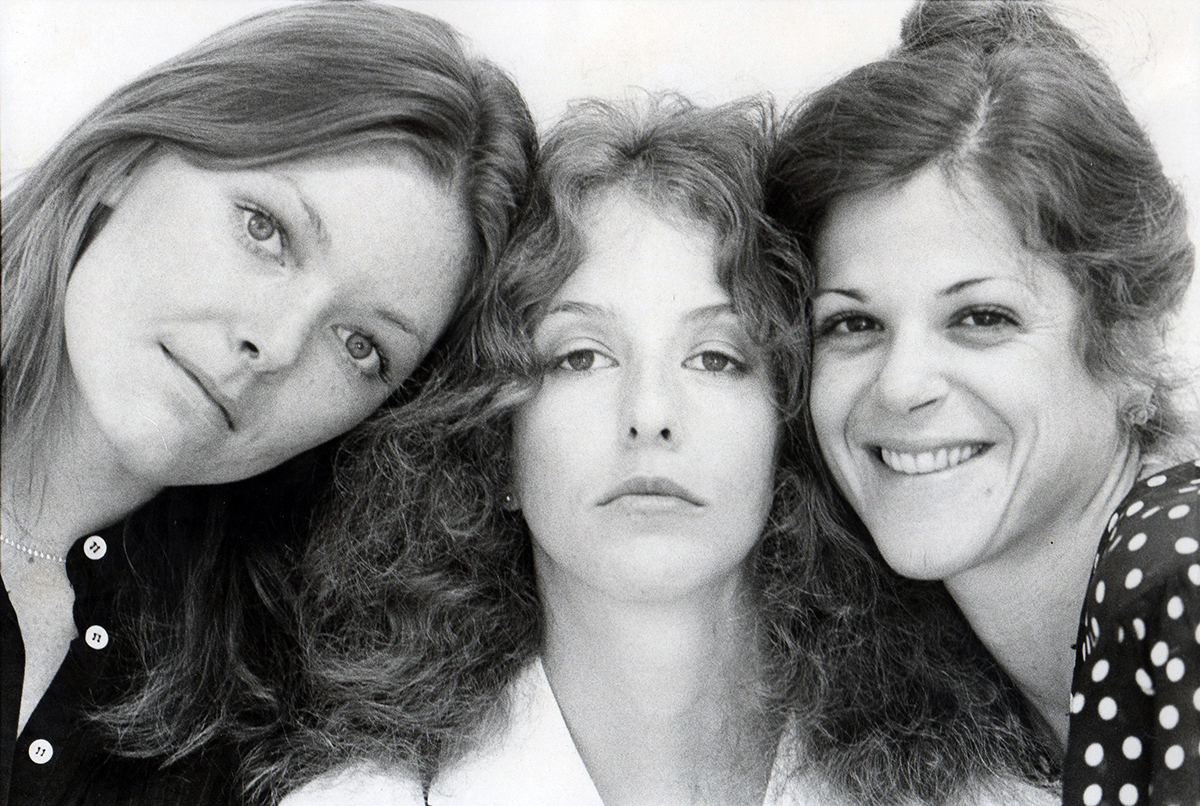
279, 764, 422, 806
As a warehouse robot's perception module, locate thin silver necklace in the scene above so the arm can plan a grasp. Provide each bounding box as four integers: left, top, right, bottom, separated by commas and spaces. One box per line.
0, 506, 67, 564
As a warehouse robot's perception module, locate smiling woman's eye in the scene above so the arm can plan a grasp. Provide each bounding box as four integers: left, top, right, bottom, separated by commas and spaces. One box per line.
683, 350, 744, 373
816, 312, 881, 337
955, 307, 1018, 328
239, 206, 285, 260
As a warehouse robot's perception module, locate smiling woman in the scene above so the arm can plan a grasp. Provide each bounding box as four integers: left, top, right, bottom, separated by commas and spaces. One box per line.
769, 0, 1198, 802
0, 3, 535, 804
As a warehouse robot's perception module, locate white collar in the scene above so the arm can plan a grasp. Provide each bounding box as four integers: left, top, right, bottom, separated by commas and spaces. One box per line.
428, 658, 817, 806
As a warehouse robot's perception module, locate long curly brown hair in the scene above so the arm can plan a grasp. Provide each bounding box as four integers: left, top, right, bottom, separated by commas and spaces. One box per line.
271, 93, 1056, 805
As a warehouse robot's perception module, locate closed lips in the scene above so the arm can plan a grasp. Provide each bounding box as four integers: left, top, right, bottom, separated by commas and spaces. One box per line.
599, 476, 705, 506
878, 444, 989, 475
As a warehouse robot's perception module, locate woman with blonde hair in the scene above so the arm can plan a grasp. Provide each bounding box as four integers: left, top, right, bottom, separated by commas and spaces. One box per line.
1, 3, 534, 802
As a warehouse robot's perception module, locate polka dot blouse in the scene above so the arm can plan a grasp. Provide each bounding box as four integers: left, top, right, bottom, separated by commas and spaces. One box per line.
1063, 459, 1200, 806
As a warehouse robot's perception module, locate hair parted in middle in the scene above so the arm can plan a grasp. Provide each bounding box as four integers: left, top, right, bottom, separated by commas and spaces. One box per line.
276, 93, 1055, 804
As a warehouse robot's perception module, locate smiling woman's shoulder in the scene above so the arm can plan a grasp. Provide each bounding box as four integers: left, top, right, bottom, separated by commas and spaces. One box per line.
280, 764, 424, 806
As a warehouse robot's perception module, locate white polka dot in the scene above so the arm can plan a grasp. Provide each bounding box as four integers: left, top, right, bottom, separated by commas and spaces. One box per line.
1091, 659, 1110, 682
1071, 692, 1086, 713
1151, 641, 1170, 666
1160, 704, 1180, 729
1099, 697, 1118, 720
1141, 506, 1161, 519
1091, 617, 1101, 638
1176, 537, 1199, 554
1135, 668, 1155, 695
1117, 626, 1126, 643
1108, 513, 1121, 532
1119, 783, 1139, 805
1133, 618, 1147, 640
1168, 596, 1185, 619
1125, 568, 1144, 589
1190, 564, 1200, 585
1084, 742, 1104, 766
1095, 580, 1106, 603
1169, 504, 1191, 519
1166, 658, 1185, 682
1083, 784, 1102, 806
1123, 735, 1143, 758
1164, 745, 1185, 769
1146, 474, 1168, 487
1127, 500, 1145, 516
1128, 532, 1148, 551
1194, 687, 1200, 710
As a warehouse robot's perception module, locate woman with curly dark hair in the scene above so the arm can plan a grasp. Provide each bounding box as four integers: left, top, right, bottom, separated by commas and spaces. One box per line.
1, 3, 535, 803
769, 2, 1198, 803
279, 94, 1055, 806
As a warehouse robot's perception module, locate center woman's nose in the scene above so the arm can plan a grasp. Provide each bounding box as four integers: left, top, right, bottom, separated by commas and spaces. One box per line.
621, 359, 679, 445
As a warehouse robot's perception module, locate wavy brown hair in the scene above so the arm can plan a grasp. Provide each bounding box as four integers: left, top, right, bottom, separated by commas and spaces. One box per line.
768, 0, 1194, 457
278, 93, 1055, 805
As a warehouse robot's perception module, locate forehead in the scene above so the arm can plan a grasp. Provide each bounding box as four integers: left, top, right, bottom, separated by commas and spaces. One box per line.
561, 189, 723, 300
816, 167, 1047, 291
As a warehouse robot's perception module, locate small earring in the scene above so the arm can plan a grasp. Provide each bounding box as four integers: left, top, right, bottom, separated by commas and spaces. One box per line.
501, 492, 520, 512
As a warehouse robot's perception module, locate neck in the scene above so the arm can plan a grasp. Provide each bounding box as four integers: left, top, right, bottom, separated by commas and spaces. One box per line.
2, 417, 160, 559
944, 450, 1140, 746
539, 560, 773, 806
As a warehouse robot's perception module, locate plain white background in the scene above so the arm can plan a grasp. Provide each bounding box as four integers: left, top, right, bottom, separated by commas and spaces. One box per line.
3, 0, 1197, 406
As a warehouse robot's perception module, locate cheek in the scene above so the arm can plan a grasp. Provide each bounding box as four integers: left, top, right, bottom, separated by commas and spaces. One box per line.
809, 354, 857, 454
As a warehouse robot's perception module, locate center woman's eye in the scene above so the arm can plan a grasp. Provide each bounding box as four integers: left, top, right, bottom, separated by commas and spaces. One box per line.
561, 350, 596, 371
701, 352, 731, 372
683, 350, 744, 373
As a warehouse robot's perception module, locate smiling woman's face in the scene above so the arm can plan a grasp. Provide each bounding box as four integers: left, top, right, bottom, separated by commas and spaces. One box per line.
63, 149, 471, 487
511, 190, 779, 603
810, 166, 1127, 585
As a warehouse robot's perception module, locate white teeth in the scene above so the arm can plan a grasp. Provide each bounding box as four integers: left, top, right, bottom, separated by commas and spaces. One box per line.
879, 444, 984, 475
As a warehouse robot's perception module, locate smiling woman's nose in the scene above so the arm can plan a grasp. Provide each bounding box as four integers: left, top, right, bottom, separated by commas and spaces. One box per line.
873, 335, 949, 413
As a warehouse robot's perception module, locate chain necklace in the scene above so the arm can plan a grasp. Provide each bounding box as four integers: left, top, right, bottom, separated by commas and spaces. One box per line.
0, 506, 67, 564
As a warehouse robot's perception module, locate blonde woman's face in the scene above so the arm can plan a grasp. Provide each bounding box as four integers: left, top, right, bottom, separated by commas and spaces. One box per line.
511, 191, 779, 603
63, 150, 471, 486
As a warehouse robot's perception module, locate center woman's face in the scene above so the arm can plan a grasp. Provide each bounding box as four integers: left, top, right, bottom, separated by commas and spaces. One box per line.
809, 166, 1126, 586
512, 191, 779, 602
64, 149, 471, 486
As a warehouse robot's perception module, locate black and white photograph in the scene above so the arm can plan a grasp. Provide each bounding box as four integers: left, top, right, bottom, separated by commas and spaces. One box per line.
3, 2, 1198, 804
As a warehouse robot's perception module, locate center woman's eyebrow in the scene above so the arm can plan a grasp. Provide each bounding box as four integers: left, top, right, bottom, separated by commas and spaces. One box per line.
544, 301, 736, 321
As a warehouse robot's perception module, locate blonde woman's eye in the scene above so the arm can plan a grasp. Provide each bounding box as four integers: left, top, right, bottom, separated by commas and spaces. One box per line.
240, 207, 284, 259
344, 331, 375, 360
334, 325, 388, 381
246, 211, 276, 241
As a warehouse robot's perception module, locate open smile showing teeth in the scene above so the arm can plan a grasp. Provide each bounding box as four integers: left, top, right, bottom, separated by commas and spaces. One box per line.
878, 444, 989, 475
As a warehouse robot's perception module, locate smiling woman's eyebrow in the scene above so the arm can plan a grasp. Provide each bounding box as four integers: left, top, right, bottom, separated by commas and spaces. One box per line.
544, 300, 613, 320
939, 277, 994, 296
814, 287, 866, 301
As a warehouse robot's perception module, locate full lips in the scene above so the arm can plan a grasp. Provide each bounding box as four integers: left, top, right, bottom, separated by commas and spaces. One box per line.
160, 345, 235, 430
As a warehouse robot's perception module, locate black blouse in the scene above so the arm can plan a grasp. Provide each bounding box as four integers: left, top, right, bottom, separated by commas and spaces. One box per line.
1, 525, 236, 806
1064, 459, 1200, 806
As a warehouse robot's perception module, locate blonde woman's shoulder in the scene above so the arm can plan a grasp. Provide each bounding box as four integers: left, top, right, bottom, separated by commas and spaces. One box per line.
280, 764, 425, 806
